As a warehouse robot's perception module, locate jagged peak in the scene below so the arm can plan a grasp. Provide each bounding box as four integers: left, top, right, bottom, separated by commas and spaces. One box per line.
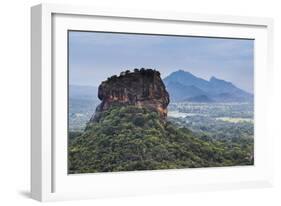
172, 69, 193, 76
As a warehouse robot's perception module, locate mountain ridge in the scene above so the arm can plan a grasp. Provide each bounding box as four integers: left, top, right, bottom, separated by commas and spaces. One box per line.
164, 70, 253, 102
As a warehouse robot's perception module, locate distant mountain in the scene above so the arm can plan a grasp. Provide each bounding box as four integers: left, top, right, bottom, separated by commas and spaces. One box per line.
185, 95, 214, 103
164, 70, 210, 92
166, 82, 207, 101
163, 70, 253, 102
69, 85, 98, 100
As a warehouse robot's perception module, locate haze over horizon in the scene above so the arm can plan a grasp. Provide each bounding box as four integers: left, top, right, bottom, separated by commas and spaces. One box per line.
70, 69, 253, 95
69, 31, 254, 93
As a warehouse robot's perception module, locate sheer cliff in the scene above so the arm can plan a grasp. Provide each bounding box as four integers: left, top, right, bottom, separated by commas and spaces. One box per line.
91, 68, 170, 122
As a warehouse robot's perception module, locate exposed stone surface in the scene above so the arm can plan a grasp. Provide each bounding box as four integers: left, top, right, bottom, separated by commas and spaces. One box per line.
90, 68, 170, 122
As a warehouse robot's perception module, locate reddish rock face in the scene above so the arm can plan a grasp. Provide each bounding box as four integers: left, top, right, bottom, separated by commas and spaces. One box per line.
90, 68, 170, 122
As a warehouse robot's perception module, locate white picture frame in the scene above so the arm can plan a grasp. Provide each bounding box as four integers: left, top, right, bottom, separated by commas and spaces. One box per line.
31, 3, 274, 202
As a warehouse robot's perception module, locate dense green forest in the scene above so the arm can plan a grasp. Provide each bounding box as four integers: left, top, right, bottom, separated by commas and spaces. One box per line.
69, 105, 253, 174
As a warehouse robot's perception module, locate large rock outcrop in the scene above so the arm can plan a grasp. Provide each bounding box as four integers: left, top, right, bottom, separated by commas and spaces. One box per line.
90, 68, 170, 122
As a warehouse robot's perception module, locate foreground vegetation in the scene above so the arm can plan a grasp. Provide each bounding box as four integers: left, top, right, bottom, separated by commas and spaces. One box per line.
69, 105, 253, 174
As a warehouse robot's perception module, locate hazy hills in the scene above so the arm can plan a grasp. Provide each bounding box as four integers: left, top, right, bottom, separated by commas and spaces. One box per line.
69, 85, 98, 100
163, 70, 253, 102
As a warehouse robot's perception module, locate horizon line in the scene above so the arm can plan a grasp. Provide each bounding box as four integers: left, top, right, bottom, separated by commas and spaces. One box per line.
69, 69, 253, 94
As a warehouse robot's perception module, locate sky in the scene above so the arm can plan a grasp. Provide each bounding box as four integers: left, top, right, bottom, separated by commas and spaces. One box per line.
69, 31, 254, 93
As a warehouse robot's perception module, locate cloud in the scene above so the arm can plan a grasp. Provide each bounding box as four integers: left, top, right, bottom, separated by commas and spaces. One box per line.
69, 31, 254, 92
69, 31, 165, 47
